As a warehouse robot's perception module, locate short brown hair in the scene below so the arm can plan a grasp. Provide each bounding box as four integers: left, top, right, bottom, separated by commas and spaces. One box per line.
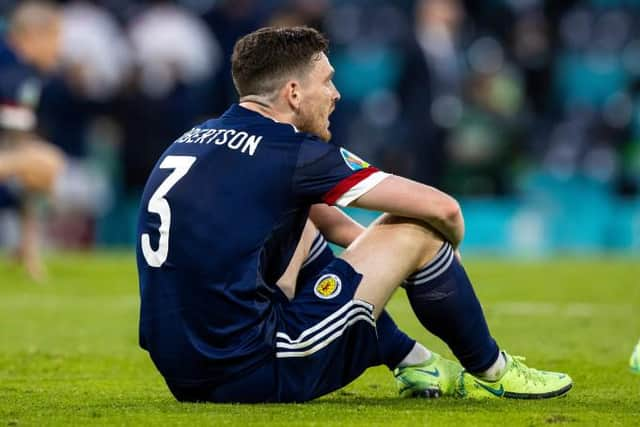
231, 26, 328, 97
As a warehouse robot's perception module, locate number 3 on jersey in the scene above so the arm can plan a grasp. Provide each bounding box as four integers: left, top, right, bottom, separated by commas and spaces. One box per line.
141, 155, 196, 267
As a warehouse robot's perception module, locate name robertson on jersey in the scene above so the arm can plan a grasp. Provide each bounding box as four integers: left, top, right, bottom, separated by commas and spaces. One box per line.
175, 127, 263, 156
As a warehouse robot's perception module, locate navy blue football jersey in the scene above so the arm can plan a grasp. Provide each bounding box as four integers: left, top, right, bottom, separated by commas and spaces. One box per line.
0, 40, 41, 132
136, 104, 389, 386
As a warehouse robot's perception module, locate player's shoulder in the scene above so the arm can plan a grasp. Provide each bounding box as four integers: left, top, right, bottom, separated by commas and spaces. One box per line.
0, 44, 37, 79
295, 134, 342, 164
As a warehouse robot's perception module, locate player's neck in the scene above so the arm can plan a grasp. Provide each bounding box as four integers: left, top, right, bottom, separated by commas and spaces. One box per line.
239, 98, 294, 127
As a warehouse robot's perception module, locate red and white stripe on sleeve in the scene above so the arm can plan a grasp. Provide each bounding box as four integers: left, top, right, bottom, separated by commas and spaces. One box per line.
0, 103, 36, 131
322, 167, 390, 207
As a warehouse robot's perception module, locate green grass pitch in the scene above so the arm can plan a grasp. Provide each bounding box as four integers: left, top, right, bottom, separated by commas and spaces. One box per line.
1, 253, 639, 426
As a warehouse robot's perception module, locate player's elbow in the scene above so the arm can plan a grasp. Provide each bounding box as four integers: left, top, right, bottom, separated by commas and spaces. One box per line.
444, 197, 462, 224
436, 196, 465, 245
445, 196, 462, 220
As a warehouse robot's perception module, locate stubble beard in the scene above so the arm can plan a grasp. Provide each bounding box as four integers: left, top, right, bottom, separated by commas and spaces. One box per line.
295, 105, 331, 142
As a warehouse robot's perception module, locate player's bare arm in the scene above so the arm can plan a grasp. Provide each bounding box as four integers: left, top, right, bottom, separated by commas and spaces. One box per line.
351, 175, 464, 248
309, 203, 364, 247
277, 207, 365, 299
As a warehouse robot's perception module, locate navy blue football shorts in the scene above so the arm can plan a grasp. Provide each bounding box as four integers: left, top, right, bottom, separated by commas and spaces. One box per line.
167, 257, 382, 403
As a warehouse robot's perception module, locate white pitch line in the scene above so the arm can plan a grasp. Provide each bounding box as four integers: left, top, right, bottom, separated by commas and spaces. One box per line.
486, 302, 635, 317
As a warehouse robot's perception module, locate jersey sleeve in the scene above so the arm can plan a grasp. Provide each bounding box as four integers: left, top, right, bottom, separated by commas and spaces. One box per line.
292, 136, 390, 207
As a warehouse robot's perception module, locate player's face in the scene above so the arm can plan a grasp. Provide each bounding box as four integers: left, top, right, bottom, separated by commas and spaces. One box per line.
23, 17, 62, 72
295, 53, 340, 142
38, 18, 62, 72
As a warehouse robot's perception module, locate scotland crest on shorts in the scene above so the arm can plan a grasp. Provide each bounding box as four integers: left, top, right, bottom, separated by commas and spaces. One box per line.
314, 274, 342, 299
339, 147, 370, 171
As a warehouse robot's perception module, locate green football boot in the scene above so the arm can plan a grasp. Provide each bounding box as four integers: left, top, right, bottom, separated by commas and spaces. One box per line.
394, 353, 464, 398
456, 352, 572, 399
630, 339, 640, 374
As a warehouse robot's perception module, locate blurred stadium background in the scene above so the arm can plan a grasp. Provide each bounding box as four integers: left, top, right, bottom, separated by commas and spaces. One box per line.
1, 0, 640, 256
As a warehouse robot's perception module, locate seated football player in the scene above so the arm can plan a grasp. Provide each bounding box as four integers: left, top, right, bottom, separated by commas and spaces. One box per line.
136, 26, 572, 402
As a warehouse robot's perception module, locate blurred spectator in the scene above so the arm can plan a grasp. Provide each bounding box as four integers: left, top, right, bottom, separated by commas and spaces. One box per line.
446, 53, 526, 195
36, 1, 128, 248
395, 0, 466, 186
0, 0, 65, 279
320, 0, 408, 172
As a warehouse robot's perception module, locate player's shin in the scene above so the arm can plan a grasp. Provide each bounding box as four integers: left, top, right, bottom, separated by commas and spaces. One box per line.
404, 242, 500, 374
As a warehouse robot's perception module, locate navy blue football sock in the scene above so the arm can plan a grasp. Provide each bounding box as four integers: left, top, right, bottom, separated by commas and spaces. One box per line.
404, 242, 499, 373
376, 310, 416, 370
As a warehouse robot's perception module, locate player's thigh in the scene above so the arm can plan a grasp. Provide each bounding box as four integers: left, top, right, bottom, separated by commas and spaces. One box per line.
339, 214, 444, 318
276, 257, 380, 402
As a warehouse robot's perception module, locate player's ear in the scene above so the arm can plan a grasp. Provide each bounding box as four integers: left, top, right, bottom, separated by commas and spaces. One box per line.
284, 80, 302, 111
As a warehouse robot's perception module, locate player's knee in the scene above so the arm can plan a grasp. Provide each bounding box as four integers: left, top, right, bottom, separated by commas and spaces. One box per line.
37, 142, 65, 178
377, 214, 443, 241
372, 214, 445, 264
20, 142, 66, 193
